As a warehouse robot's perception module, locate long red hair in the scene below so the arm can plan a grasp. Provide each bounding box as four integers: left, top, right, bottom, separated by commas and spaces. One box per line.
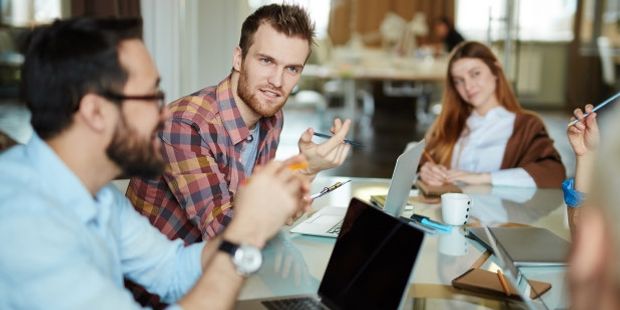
425, 41, 523, 166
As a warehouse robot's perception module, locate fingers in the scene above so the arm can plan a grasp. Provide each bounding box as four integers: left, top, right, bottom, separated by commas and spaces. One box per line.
573, 107, 585, 120
330, 118, 343, 134
570, 104, 599, 133
567, 125, 583, 136
336, 144, 351, 164
585, 112, 598, 130
298, 128, 314, 145
320, 119, 352, 151
419, 162, 448, 185
429, 164, 448, 179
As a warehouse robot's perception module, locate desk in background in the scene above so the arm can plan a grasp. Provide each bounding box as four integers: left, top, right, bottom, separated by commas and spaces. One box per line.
240, 176, 570, 309
302, 48, 447, 129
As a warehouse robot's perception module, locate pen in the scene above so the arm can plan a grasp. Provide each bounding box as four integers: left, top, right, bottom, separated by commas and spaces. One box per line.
496, 270, 511, 296
312, 132, 363, 147
567, 91, 620, 127
310, 180, 351, 200
409, 214, 452, 233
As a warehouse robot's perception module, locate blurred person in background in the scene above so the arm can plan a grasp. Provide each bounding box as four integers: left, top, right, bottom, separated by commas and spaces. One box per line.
419, 41, 565, 188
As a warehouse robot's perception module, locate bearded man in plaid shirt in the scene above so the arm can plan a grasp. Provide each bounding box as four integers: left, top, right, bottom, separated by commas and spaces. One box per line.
127, 4, 351, 246
125, 4, 351, 307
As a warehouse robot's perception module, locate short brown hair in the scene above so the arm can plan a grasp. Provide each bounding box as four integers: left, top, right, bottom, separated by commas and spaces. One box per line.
239, 4, 315, 59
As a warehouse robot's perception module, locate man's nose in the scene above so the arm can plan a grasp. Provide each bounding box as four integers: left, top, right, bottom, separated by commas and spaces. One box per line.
268, 67, 284, 88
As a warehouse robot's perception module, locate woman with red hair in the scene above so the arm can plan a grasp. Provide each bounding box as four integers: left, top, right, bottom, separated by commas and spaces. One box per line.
419, 41, 565, 188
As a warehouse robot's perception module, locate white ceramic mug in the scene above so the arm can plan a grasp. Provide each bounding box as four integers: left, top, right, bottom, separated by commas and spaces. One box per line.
441, 193, 472, 226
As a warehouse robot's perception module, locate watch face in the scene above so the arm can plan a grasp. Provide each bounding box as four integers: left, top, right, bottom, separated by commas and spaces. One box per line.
233, 245, 263, 275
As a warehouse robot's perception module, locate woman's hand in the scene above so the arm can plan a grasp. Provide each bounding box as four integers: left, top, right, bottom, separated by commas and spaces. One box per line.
568, 104, 599, 157
419, 162, 449, 186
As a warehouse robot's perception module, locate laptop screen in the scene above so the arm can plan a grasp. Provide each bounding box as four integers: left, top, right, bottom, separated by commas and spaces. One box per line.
318, 198, 425, 309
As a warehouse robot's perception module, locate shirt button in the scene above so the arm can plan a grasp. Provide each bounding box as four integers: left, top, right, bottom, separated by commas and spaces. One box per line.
246, 135, 253, 142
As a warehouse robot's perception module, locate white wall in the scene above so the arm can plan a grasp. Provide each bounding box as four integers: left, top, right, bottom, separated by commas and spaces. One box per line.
141, 0, 250, 101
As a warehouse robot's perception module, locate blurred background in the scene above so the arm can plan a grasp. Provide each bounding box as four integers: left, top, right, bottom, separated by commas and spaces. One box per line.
0, 0, 618, 179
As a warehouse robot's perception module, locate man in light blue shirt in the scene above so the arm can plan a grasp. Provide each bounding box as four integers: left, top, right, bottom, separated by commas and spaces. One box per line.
0, 17, 309, 309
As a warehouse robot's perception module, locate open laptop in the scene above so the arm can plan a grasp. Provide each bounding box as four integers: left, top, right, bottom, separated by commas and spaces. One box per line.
290, 140, 425, 237
483, 226, 549, 310
237, 198, 426, 310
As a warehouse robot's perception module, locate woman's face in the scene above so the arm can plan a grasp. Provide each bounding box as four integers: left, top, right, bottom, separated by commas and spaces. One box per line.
450, 57, 500, 115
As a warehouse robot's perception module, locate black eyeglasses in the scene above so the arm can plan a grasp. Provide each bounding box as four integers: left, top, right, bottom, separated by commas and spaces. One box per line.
100, 90, 166, 110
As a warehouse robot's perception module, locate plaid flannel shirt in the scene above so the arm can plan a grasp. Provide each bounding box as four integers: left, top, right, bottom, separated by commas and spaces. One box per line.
126, 75, 282, 243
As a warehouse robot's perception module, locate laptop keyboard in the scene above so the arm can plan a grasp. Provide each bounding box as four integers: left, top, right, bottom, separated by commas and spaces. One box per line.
326, 219, 343, 235
262, 297, 323, 310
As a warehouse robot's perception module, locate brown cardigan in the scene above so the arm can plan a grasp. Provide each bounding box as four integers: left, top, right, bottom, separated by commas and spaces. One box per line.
501, 112, 565, 188
421, 111, 566, 188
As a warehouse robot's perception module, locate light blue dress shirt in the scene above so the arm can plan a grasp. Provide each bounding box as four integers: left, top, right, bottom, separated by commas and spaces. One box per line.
0, 134, 204, 309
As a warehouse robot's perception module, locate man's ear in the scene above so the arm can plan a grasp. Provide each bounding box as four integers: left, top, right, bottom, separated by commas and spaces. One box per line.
76, 93, 108, 133
570, 208, 607, 281
233, 46, 242, 72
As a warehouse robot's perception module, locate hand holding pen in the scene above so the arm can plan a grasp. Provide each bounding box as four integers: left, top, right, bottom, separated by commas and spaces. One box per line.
567, 103, 600, 157
567, 91, 620, 127
312, 132, 363, 147
311, 180, 351, 200
298, 118, 352, 176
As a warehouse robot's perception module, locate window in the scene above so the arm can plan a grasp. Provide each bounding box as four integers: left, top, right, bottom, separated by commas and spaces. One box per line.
456, 0, 577, 42
1, 0, 63, 26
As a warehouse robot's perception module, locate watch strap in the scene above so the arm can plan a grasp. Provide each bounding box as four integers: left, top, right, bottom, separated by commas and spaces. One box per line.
218, 240, 239, 255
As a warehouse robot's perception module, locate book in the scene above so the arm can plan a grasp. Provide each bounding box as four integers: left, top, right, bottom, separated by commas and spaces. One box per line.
452, 268, 551, 300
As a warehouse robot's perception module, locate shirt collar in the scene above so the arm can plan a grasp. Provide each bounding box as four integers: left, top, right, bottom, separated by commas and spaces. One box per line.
215, 74, 281, 145
26, 134, 99, 223
468, 106, 511, 125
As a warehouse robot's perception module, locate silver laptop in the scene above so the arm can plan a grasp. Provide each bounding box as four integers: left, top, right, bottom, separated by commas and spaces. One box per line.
469, 227, 570, 267
291, 140, 425, 237
484, 226, 549, 310
237, 198, 426, 310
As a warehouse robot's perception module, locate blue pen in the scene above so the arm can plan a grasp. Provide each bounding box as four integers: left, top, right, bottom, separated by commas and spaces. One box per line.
567, 91, 620, 127
410, 214, 452, 233
312, 132, 364, 147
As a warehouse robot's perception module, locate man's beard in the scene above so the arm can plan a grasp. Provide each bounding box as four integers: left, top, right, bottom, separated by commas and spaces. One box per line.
106, 114, 165, 179
237, 65, 288, 117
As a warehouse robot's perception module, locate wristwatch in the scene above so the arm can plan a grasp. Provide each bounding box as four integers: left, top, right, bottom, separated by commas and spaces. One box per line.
218, 240, 263, 276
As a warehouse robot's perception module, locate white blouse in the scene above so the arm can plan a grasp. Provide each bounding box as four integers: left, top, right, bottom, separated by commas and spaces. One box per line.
451, 106, 536, 187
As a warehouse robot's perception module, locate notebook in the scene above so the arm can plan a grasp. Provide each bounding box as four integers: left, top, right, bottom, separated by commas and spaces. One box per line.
291, 140, 425, 237
453, 268, 551, 300
236, 198, 426, 310
468, 227, 570, 267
